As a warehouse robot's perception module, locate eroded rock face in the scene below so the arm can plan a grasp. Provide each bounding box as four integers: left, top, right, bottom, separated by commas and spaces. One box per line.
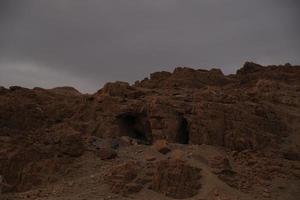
0, 62, 299, 194
150, 160, 201, 199
237, 62, 264, 75
136, 67, 231, 89
104, 161, 144, 195
100, 81, 144, 99
116, 112, 153, 144
0, 127, 85, 192
104, 159, 202, 199
0, 89, 84, 192
67, 63, 299, 153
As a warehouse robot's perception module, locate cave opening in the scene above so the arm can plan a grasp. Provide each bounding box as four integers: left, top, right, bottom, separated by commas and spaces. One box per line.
177, 117, 189, 144
116, 113, 152, 144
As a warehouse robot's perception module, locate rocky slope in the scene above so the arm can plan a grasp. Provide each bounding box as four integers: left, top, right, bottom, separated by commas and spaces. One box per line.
0, 62, 299, 200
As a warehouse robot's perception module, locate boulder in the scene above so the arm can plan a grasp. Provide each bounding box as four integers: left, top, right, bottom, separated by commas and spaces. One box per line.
104, 161, 143, 195
150, 160, 201, 199
97, 148, 117, 160
152, 140, 171, 154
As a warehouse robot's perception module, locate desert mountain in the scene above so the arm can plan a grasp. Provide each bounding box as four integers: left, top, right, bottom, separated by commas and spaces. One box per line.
0, 62, 299, 200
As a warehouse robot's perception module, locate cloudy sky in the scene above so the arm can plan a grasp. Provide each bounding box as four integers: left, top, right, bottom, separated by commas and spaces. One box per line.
0, 0, 299, 93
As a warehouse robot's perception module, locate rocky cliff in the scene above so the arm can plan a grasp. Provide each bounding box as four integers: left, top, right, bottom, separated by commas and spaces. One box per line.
0, 62, 299, 200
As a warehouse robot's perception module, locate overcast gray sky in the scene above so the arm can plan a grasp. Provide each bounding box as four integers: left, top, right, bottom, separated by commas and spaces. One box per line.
0, 0, 299, 93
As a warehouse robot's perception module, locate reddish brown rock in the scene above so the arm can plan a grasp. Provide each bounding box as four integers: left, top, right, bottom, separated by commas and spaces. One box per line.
152, 140, 171, 154
208, 155, 232, 173
97, 148, 117, 160
104, 161, 143, 195
1, 62, 300, 194
169, 149, 184, 160
150, 160, 201, 199
144, 154, 156, 162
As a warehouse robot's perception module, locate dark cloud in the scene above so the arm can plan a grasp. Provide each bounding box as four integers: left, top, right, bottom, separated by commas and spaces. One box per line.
0, 0, 299, 93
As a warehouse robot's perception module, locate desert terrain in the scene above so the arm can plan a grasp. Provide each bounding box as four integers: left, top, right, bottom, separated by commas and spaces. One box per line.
0, 62, 300, 200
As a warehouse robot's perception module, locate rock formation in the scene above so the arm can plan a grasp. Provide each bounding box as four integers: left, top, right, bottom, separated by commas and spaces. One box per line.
0, 62, 299, 199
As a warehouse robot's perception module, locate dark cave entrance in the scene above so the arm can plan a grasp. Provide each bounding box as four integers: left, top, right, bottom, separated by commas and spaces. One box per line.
116, 113, 153, 144
176, 117, 189, 144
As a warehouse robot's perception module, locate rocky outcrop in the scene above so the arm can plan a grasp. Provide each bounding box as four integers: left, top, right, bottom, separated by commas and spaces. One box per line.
99, 81, 144, 98
104, 159, 202, 199
69, 63, 298, 152
0, 62, 299, 194
104, 161, 144, 195
48, 87, 82, 96
135, 67, 231, 89
0, 125, 84, 192
150, 160, 202, 199
0, 88, 84, 192
237, 62, 264, 75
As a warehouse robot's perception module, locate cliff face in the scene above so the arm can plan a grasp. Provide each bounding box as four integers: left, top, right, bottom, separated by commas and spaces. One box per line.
0, 62, 300, 199
76, 62, 299, 150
